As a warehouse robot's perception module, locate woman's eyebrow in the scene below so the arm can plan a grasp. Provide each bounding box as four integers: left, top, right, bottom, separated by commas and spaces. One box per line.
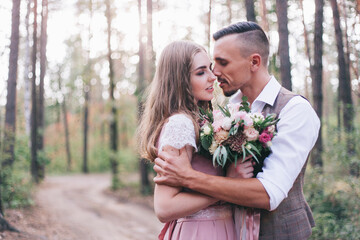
191, 65, 207, 72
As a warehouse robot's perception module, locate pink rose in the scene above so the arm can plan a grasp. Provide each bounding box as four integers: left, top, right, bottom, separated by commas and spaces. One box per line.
229, 103, 241, 115
259, 132, 272, 143
266, 125, 275, 133
232, 111, 247, 122
221, 117, 232, 131
213, 110, 223, 121
243, 115, 253, 128
244, 127, 259, 141
214, 129, 229, 144
212, 120, 222, 132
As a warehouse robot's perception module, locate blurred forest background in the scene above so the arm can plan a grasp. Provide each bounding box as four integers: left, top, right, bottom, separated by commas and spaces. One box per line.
0, 0, 359, 239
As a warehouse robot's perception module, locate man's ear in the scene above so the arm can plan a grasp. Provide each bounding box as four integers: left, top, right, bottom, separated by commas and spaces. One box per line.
250, 54, 261, 71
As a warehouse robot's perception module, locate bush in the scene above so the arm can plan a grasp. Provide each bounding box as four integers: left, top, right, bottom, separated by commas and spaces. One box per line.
305, 126, 360, 239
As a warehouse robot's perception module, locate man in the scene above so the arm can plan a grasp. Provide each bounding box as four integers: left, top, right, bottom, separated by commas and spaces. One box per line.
154, 22, 320, 239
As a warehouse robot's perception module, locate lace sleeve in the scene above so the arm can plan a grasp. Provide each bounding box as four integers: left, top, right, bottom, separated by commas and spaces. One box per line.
158, 114, 198, 152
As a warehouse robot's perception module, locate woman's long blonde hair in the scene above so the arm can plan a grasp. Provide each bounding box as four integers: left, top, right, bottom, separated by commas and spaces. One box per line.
137, 41, 210, 162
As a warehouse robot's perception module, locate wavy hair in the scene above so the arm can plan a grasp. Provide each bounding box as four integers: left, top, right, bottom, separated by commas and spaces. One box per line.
137, 41, 210, 162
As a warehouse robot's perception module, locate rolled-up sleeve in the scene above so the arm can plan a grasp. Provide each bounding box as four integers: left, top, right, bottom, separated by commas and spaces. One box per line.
257, 96, 320, 211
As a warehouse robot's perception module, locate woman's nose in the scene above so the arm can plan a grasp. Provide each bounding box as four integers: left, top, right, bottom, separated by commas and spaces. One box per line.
209, 71, 216, 82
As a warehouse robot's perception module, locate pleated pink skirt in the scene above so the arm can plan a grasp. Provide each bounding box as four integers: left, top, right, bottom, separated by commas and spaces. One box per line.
161, 205, 236, 240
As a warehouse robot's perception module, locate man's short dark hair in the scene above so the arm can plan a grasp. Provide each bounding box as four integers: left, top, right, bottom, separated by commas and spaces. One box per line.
213, 21, 270, 66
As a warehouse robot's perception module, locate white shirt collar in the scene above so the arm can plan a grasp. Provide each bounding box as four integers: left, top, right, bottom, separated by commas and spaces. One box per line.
229, 76, 281, 107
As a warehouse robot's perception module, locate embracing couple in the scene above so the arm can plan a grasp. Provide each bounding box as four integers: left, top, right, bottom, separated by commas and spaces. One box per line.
138, 21, 320, 240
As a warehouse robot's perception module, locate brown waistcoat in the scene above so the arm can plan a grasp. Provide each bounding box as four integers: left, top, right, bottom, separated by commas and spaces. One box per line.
259, 87, 315, 240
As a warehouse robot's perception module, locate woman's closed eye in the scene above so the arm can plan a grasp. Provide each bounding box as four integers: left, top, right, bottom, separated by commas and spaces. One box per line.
195, 65, 213, 76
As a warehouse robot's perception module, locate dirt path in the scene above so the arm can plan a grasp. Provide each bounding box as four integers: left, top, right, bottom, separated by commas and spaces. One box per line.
4, 173, 163, 240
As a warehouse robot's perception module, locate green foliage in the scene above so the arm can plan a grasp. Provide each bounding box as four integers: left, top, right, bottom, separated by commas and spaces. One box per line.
239, 96, 250, 112
1, 168, 33, 209
305, 125, 360, 239
1, 135, 34, 209
37, 149, 51, 166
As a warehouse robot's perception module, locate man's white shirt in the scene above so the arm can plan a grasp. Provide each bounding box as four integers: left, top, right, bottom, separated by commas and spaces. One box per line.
229, 76, 320, 211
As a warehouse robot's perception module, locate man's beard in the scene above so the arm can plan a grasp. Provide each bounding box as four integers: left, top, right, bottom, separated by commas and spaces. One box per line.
218, 77, 238, 97
223, 88, 238, 97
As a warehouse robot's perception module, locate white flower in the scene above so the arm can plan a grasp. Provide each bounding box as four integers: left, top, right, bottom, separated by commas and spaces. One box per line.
245, 144, 252, 150
251, 113, 265, 123
221, 117, 233, 131
203, 125, 211, 135
266, 141, 272, 147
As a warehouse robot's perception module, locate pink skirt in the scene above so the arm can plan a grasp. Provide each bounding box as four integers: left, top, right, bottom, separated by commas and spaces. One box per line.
161, 205, 236, 240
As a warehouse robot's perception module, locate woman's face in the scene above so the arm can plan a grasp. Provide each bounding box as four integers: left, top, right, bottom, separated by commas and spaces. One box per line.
190, 51, 216, 103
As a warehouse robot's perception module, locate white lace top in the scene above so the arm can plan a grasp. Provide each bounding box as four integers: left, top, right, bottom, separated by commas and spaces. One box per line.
158, 114, 198, 153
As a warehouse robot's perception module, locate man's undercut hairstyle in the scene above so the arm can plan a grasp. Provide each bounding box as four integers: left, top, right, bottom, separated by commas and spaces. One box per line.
213, 21, 270, 66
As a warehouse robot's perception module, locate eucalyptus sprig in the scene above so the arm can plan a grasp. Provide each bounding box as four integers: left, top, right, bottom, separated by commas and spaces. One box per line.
239, 96, 250, 112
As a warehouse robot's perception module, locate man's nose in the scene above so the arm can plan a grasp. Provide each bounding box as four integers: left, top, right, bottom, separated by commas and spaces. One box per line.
212, 64, 221, 76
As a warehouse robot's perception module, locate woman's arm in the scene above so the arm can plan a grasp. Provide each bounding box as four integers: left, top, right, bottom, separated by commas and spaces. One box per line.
154, 145, 217, 223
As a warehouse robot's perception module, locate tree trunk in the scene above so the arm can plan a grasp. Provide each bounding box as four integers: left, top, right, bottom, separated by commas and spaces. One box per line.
276, 0, 292, 91
146, 0, 155, 82
311, 0, 324, 168
37, 0, 48, 180
260, 0, 269, 32
0, 215, 19, 233
1, 0, 21, 223
31, 0, 40, 183
226, 0, 232, 25
82, 0, 93, 174
2, 0, 21, 167
82, 86, 89, 173
106, 0, 120, 189
245, 0, 256, 22
24, 0, 32, 136
206, 0, 212, 53
138, 0, 155, 193
330, 0, 357, 176
63, 97, 72, 172
299, 0, 311, 100
57, 73, 72, 171
138, 0, 151, 195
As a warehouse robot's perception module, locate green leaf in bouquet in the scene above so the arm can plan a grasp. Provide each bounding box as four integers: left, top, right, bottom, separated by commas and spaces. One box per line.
247, 142, 261, 156
216, 146, 227, 167
216, 154, 221, 167
213, 147, 221, 166
241, 144, 246, 162
225, 145, 234, 162
200, 135, 212, 150
234, 153, 238, 166
228, 125, 237, 136
246, 148, 259, 164
239, 96, 250, 112
199, 106, 214, 122
218, 105, 231, 117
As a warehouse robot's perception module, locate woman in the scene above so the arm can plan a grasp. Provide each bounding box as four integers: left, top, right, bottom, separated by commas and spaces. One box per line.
138, 41, 236, 240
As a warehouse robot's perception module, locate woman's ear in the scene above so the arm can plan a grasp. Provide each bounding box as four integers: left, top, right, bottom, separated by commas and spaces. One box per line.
250, 54, 261, 71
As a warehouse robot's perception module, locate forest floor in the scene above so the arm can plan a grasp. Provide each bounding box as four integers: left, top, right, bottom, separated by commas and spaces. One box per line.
2, 173, 163, 240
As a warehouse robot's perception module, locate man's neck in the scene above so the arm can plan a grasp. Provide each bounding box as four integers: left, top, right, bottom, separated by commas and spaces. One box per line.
240, 71, 271, 104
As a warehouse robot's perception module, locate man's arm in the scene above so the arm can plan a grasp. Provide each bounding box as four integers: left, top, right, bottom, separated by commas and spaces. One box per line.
154, 150, 270, 210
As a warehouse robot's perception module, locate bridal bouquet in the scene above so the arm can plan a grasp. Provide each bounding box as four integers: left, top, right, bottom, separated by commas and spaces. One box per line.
199, 97, 279, 176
